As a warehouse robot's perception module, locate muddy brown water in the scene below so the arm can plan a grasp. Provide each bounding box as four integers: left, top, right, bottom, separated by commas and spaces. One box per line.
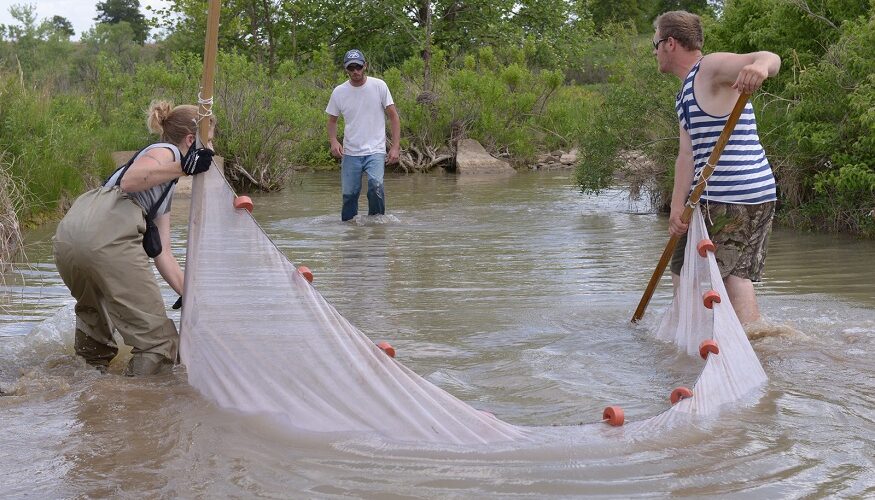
1, 170, 874, 497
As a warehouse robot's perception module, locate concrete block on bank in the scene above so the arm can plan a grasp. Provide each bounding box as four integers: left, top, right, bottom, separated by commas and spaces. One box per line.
455, 139, 516, 175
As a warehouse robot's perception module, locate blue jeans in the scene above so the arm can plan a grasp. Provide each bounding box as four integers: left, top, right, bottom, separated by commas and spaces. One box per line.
341, 154, 385, 221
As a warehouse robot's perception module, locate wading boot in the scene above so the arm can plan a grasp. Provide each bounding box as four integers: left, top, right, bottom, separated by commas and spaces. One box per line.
75, 329, 117, 373
125, 352, 174, 377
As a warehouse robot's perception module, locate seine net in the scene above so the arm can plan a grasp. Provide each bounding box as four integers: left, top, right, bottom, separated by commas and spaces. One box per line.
180, 168, 766, 444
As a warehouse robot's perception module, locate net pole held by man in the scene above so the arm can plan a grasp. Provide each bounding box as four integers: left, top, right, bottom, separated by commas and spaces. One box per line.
632, 94, 749, 323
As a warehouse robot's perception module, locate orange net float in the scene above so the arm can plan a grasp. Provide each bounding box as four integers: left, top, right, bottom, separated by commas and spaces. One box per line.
297, 265, 314, 283
233, 195, 253, 213
703, 290, 721, 309
699, 339, 720, 359
377, 341, 395, 358
697, 239, 716, 257
670, 386, 694, 405
602, 406, 625, 426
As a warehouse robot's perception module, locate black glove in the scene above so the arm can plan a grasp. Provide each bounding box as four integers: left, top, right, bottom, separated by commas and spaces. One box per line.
172, 296, 182, 309
181, 147, 214, 175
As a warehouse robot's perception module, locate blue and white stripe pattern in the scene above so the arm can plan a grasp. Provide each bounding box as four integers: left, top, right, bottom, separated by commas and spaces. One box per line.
675, 61, 777, 204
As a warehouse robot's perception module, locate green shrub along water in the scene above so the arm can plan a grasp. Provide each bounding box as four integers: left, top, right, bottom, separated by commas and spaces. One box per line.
0, 1, 873, 239
0, 34, 601, 223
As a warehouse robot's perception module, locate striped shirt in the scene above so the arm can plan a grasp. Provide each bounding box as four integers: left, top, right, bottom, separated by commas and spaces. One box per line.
675, 61, 777, 204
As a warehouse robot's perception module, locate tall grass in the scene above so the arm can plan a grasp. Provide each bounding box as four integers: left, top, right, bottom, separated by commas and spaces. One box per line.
0, 151, 26, 265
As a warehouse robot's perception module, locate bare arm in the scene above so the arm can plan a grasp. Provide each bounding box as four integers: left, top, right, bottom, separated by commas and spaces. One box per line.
152, 212, 184, 295
327, 114, 343, 158
701, 51, 781, 95
120, 147, 185, 193
669, 124, 695, 238
385, 104, 400, 164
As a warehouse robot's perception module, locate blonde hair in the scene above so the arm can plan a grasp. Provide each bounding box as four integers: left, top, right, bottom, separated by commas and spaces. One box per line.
654, 11, 704, 51
146, 100, 215, 146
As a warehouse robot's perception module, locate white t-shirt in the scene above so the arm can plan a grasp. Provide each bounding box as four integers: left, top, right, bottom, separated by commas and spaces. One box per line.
325, 77, 394, 156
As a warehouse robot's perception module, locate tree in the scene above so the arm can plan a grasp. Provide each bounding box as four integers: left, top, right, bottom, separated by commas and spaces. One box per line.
82, 22, 141, 69
584, 0, 647, 31
95, 0, 149, 44
155, 0, 306, 72
48, 15, 75, 39
2, 4, 40, 75
3, 3, 39, 42
648, 0, 715, 19
509, 0, 596, 68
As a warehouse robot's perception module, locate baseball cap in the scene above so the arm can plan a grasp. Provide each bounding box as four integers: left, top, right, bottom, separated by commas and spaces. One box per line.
343, 49, 366, 68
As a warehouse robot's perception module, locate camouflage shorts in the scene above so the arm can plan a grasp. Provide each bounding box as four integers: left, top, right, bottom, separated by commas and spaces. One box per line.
671, 201, 775, 282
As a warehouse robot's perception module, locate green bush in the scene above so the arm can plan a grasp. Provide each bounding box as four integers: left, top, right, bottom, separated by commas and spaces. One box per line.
776, 13, 875, 233
573, 27, 676, 203
0, 73, 110, 219
211, 51, 323, 190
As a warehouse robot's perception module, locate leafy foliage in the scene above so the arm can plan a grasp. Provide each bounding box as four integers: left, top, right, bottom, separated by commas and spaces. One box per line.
95, 0, 150, 44
573, 25, 676, 204
0, 0, 873, 237
0, 74, 111, 217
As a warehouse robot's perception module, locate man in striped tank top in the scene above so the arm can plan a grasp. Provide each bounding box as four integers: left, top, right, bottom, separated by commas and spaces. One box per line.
653, 11, 781, 326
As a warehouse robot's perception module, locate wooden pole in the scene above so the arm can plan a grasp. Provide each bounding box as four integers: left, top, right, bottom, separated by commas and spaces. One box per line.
197, 0, 221, 147
180, 0, 221, 325
631, 94, 750, 323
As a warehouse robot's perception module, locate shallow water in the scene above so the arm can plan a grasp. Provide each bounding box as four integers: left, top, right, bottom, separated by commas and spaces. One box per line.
2, 170, 874, 497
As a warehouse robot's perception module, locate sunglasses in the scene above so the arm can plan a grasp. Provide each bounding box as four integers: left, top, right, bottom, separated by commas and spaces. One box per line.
652, 37, 669, 50
346, 64, 364, 71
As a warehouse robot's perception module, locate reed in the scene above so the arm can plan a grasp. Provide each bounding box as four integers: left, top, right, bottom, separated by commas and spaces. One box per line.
0, 151, 25, 266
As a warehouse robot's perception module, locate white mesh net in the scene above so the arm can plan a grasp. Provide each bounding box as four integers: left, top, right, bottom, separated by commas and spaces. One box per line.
180, 168, 767, 444
653, 204, 768, 415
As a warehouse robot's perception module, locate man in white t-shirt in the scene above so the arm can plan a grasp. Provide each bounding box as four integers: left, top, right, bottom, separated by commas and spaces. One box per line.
326, 49, 401, 221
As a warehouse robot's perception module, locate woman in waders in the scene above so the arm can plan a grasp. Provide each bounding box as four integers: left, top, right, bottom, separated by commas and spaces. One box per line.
53, 100, 215, 376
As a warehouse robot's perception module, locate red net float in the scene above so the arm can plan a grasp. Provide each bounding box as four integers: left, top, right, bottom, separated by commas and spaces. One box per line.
297, 265, 314, 283
233, 195, 253, 213
703, 290, 721, 309
699, 339, 720, 359
670, 386, 694, 405
377, 341, 395, 358
697, 239, 716, 257
602, 406, 625, 426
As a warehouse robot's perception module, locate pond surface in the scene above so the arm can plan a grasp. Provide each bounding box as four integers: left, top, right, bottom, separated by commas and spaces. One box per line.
2, 170, 874, 497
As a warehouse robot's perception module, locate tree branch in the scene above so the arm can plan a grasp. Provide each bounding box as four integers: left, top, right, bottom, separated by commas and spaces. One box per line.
788, 0, 838, 30
232, 162, 264, 189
